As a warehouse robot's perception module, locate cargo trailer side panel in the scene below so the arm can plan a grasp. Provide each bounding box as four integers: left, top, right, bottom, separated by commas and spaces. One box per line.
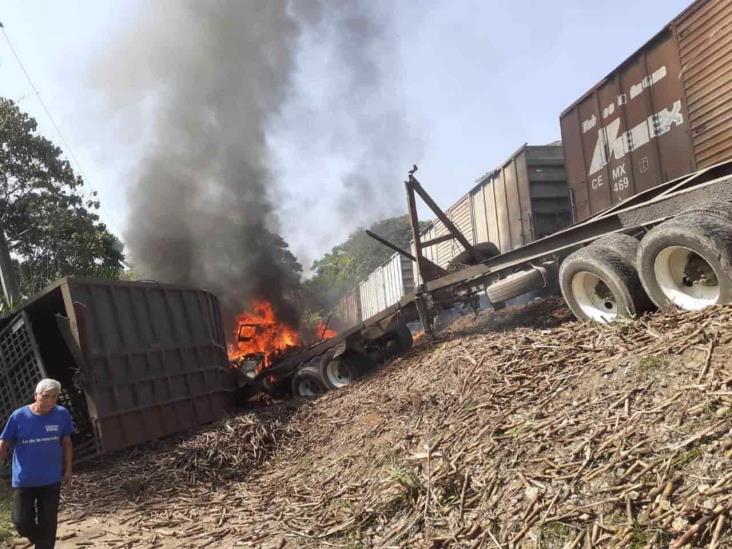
359, 270, 383, 321
484, 175, 501, 247
493, 169, 512, 252
514, 150, 535, 243
384, 253, 414, 306
0, 313, 47, 429
645, 33, 696, 182
448, 194, 475, 257
502, 159, 524, 249
560, 110, 591, 220
65, 279, 233, 454
433, 219, 454, 267
525, 145, 573, 238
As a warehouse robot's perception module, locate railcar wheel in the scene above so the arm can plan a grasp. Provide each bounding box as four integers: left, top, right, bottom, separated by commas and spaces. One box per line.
559, 243, 651, 323
638, 214, 732, 311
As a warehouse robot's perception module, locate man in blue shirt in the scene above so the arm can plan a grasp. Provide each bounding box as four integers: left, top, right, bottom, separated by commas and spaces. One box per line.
0, 379, 74, 549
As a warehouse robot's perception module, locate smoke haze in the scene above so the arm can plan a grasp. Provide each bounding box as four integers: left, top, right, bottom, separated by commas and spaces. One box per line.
93, 0, 418, 328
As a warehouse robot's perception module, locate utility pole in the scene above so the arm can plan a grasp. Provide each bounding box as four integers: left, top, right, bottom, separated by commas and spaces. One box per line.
0, 219, 20, 307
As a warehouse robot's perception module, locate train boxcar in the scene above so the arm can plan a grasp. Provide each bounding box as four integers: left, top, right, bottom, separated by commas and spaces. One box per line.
415, 143, 572, 278
332, 287, 361, 331
359, 253, 415, 321
335, 143, 571, 327
560, 0, 732, 221
332, 253, 414, 331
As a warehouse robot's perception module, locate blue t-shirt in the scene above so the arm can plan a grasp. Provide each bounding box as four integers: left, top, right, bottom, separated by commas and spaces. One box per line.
0, 405, 75, 488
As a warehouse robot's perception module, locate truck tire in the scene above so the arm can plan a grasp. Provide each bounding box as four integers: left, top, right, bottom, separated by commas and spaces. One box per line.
384, 324, 413, 355
448, 241, 500, 269
290, 364, 328, 398
637, 213, 732, 311
486, 266, 547, 304
677, 200, 732, 225
559, 245, 651, 322
319, 351, 375, 390
590, 233, 641, 268
261, 374, 291, 396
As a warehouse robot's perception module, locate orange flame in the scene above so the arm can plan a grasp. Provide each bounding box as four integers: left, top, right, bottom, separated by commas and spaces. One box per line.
316, 319, 337, 341
228, 301, 300, 370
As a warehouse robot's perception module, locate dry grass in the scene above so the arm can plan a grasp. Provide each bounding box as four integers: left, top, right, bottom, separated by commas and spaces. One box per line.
57, 301, 732, 547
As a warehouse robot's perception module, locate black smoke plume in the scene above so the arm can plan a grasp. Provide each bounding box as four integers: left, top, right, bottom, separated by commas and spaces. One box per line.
93, 0, 417, 331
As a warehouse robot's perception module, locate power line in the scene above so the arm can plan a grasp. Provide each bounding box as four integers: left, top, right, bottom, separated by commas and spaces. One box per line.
0, 22, 125, 239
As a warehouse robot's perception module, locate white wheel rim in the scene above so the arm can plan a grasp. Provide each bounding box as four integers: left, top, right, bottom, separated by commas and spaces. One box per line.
571, 271, 618, 322
653, 246, 719, 310
297, 378, 319, 397
325, 359, 351, 388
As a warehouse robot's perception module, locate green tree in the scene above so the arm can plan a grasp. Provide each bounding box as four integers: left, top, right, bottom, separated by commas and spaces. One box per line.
0, 98, 124, 305
303, 214, 426, 312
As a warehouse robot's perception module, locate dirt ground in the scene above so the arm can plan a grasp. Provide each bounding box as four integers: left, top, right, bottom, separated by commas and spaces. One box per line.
5, 299, 732, 548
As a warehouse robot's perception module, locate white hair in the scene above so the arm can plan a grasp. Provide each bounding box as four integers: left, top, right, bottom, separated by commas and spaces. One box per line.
35, 379, 62, 395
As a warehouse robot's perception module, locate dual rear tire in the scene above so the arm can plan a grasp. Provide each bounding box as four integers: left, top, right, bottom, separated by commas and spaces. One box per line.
637, 211, 732, 311
319, 351, 376, 390
290, 324, 412, 397
290, 363, 328, 398
560, 203, 732, 322
559, 234, 651, 322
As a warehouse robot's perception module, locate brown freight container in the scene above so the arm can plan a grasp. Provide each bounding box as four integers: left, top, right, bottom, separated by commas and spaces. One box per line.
471, 143, 572, 253
412, 142, 572, 285
561, 0, 732, 221
0, 277, 235, 460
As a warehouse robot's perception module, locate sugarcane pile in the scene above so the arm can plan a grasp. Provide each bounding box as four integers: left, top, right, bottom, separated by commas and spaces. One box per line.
57, 300, 732, 548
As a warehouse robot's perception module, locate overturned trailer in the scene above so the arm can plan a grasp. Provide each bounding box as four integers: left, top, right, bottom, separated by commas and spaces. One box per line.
0, 278, 235, 460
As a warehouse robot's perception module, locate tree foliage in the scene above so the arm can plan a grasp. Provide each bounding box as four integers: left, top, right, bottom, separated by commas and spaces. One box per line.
0, 98, 124, 304
303, 214, 427, 312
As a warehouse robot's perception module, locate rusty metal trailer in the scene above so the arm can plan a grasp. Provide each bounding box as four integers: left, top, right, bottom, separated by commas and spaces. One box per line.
0, 278, 235, 460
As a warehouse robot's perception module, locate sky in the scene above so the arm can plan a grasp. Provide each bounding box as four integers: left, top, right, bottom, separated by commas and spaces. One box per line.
0, 0, 692, 274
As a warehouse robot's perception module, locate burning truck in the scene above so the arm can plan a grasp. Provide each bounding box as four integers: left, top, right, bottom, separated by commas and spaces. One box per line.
228, 299, 411, 398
